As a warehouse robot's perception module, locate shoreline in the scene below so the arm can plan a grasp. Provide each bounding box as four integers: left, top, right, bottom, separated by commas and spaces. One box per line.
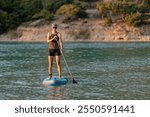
0, 39, 150, 43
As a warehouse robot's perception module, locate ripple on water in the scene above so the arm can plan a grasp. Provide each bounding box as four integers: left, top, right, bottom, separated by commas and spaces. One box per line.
0, 42, 150, 99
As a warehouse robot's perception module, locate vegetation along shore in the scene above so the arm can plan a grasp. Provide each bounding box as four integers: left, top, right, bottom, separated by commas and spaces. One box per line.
0, 0, 150, 42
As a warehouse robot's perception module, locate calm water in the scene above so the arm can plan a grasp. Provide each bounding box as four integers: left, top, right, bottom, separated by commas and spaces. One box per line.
0, 42, 150, 100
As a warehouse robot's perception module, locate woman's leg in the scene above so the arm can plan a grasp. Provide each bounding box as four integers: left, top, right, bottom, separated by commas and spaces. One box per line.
48, 56, 53, 78
56, 55, 61, 79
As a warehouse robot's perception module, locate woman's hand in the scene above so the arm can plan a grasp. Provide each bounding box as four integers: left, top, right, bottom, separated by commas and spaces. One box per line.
53, 36, 57, 40
47, 34, 57, 42
50, 36, 57, 41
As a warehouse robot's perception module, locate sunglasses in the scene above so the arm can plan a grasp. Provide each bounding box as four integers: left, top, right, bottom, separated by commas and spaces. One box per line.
53, 27, 57, 29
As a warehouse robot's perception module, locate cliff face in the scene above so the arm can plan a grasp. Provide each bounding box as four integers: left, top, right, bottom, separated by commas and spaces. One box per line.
0, 18, 150, 42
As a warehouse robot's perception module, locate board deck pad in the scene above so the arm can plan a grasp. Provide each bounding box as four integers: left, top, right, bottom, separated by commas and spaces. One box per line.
43, 77, 68, 86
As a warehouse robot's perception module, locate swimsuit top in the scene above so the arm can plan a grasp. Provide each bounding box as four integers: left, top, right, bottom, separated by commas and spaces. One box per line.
49, 32, 59, 49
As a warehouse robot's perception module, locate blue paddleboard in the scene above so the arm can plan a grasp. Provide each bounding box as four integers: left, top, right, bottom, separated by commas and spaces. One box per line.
43, 77, 68, 86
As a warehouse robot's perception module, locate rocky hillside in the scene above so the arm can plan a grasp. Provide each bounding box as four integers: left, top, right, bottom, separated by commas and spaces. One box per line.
0, 17, 150, 42
0, 0, 150, 42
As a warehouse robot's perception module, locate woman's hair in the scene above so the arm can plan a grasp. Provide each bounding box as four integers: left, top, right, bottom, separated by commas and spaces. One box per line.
52, 23, 57, 28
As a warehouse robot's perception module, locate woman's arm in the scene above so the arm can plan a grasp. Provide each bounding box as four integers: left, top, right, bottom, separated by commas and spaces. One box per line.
47, 32, 50, 43
47, 32, 55, 43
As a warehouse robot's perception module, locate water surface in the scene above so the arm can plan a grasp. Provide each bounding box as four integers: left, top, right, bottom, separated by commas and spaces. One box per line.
0, 42, 150, 99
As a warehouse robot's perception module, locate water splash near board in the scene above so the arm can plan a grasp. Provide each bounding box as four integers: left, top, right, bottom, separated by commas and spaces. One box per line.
43, 77, 68, 86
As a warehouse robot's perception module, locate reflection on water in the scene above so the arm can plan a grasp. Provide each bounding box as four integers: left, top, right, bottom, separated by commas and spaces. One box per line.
47, 87, 64, 100
0, 42, 150, 100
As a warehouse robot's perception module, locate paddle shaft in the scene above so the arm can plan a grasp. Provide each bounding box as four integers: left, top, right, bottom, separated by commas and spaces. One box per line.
55, 39, 77, 83
61, 50, 74, 79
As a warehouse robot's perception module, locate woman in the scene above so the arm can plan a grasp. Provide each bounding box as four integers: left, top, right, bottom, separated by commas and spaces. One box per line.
47, 23, 63, 79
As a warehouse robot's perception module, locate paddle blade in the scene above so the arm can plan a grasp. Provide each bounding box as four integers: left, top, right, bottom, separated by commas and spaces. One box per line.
73, 78, 77, 84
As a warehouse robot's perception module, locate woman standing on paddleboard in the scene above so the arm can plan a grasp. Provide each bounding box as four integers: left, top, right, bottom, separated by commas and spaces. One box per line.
47, 23, 63, 79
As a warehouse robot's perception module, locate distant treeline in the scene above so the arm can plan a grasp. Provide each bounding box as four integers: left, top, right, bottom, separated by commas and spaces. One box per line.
0, 0, 98, 34
0, 0, 150, 34
0, 0, 70, 34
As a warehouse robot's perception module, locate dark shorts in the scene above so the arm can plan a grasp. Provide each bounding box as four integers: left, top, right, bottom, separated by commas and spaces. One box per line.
49, 49, 61, 56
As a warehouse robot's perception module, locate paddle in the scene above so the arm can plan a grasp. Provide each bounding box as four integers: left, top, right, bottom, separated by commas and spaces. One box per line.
56, 39, 77, 84
61, 50, 77, 84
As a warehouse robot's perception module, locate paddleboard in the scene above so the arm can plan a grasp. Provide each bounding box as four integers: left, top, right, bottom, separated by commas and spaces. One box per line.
43, 77, 68, 86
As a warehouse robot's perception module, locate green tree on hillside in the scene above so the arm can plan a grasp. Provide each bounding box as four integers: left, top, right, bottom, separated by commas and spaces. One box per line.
96, 0, 149, 26
19, 0, 43, 21
42, 0, 72, 13
0, 0, 43, 33
56, 4, 88, 21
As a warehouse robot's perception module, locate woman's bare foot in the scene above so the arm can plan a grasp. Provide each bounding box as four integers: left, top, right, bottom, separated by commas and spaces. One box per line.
48, 73, 52, 79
